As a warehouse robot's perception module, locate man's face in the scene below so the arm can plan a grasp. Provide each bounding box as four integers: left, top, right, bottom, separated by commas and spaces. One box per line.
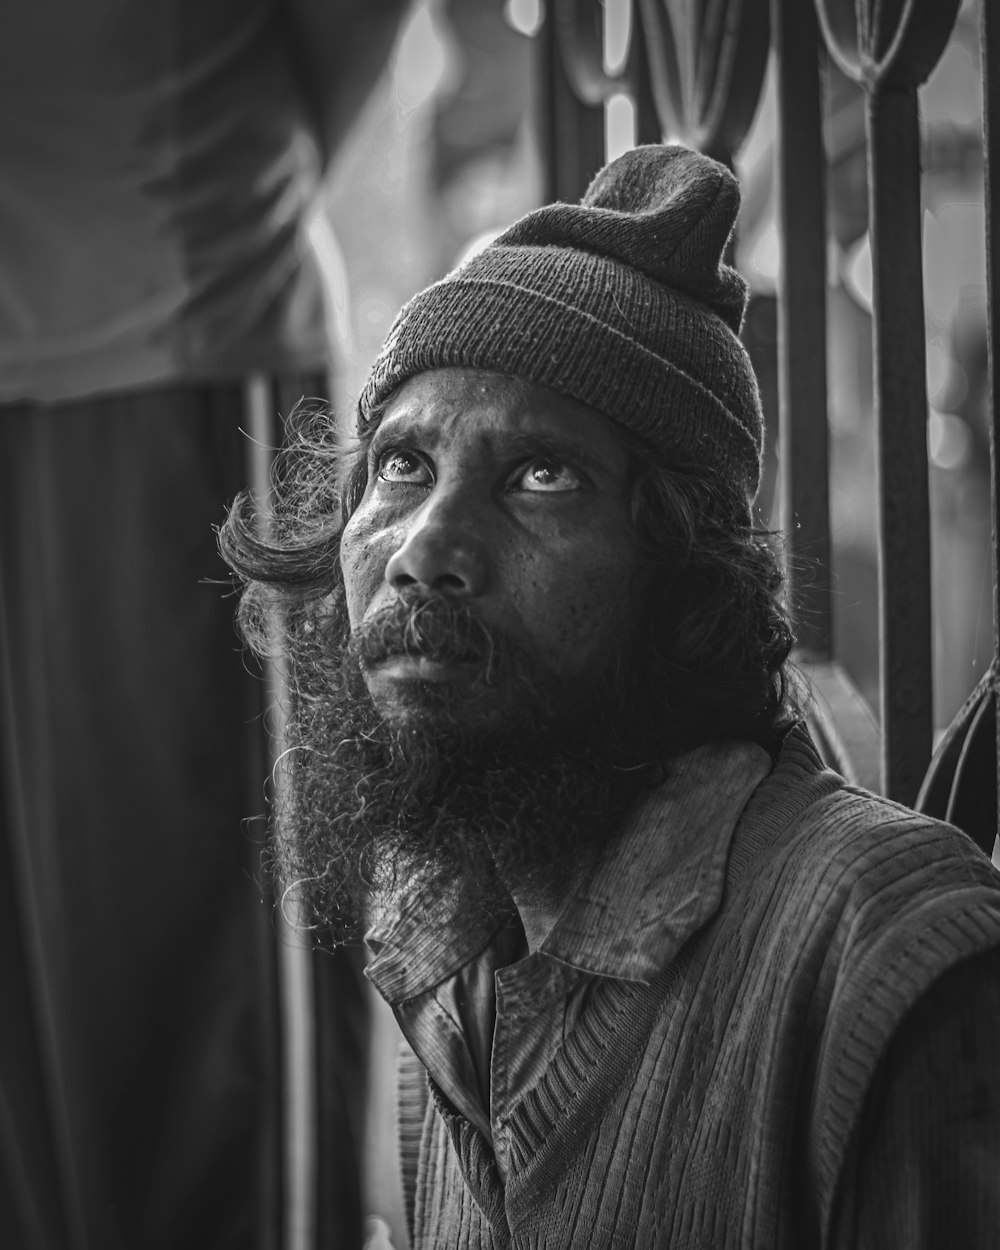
339, 368, 641, 727
268, 368, 668, 939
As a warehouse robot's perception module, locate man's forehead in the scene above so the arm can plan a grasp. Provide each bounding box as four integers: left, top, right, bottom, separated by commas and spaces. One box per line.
374, 367, 623, 458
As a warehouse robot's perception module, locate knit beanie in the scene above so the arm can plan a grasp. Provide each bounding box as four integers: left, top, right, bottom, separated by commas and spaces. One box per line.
358, 144, 763, 514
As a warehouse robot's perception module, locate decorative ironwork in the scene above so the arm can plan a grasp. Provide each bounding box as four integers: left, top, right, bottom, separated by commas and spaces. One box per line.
813, 0, 962, 804
920, 0, 1000, 861
813, 0, 962, 90
553, 0, 623, 104
547, 0, 771, 167
985, 0, 1000, 862
635, 0, 770, 159
541, 2, 607, 201
917, 667, 997, 858
543, 0, 995, 830
770, 0, 831, 660
768, 0, 885, 792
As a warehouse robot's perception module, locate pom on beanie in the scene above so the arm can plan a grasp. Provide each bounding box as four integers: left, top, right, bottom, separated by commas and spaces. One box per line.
358, 144, 763, 514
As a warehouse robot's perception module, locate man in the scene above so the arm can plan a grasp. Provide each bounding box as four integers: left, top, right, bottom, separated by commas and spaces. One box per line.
222, 144, 1000, 1246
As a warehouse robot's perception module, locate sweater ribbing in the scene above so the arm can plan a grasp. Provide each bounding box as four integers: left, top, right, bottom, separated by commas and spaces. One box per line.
397, 729, 1000, 1247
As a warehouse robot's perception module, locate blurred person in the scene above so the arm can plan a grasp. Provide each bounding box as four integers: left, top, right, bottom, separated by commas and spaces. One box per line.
0, 2, 405, 1247
223, 145, 1000, 1247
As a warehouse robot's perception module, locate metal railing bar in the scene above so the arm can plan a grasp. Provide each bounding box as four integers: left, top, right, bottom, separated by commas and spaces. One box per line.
630, 10, 666, 145
866, 84, 934, 804
980, 0, 1000, 843
772, 0, 833, 661
540, 2, 607, 203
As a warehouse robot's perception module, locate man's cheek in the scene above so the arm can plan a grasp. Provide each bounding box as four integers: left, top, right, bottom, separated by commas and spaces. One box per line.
518, 609, 599, 683
549, 574, 626, 659
340, 522, 390, 625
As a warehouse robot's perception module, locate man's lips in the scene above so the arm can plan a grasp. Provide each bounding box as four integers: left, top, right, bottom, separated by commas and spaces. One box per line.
366, 654, 480, 683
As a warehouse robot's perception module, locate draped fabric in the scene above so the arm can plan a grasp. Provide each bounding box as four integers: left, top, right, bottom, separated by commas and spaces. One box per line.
0, 0, 330, 404
0, 382, 366, 1250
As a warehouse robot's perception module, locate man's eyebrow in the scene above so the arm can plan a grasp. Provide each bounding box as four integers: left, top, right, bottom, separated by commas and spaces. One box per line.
367, 412, 426, 452
496, 430, 614, 467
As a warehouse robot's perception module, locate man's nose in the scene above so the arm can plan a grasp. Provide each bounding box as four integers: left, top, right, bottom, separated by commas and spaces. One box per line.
384, 506, 489, 599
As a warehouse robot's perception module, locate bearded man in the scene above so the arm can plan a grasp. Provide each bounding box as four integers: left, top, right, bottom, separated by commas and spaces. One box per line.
221, 145, 1000, 1247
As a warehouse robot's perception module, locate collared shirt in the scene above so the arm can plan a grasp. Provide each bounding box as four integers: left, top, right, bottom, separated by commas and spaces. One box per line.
379, 727, 1000, 1246
366, 738, 772, 1179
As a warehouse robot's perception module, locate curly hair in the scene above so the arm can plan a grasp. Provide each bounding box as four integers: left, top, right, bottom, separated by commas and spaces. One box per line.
613, 423, 796, 751
218, 395, 796, 754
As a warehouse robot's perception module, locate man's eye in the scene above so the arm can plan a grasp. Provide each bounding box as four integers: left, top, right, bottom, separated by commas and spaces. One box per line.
377, 450, 431, 485
516, 458, 584, 493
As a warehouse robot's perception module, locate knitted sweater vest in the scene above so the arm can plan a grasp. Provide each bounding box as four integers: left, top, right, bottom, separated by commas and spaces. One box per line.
396, 732, 1000, 1248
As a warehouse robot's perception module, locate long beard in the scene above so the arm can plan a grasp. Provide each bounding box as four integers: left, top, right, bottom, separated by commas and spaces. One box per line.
270, 592, 661, 945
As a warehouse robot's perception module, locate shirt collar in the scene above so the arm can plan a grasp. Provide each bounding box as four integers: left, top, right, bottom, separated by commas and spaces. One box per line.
365, 870, 509, 1004
540, 739, 772, 981
366, 738, 772, 1000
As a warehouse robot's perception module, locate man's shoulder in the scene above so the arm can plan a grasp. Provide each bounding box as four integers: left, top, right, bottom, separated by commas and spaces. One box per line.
731, 723, 1000, 903
718, 724, 1000, 1060
705, 727, 1000, 1225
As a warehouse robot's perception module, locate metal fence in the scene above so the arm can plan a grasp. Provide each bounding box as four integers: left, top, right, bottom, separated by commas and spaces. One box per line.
540, 0, 998, 857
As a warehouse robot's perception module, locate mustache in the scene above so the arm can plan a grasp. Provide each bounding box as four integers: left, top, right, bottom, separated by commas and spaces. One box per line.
348, 595, 501, 672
